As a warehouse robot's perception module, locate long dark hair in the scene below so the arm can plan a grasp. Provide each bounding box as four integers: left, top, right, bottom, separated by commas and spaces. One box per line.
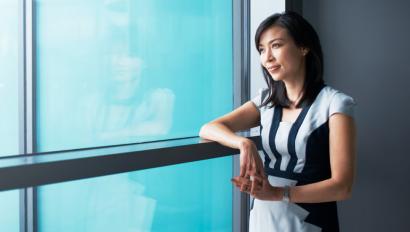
255, 11, 324, 108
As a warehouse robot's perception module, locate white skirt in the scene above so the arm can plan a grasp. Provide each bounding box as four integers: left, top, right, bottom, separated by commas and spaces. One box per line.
249, 176, 322, 232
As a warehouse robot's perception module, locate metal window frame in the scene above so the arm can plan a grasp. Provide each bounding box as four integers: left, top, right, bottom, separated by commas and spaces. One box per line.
20, 0, 36, 231
233, 0, 251, 232
0, 136, 262, 192
18, 0, 26, 231
14, 0, 252, 231
1, 135, 262, 231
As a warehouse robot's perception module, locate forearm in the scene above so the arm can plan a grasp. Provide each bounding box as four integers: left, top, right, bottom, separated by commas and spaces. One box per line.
288, 178, 352, 203
199, 122, 250, 149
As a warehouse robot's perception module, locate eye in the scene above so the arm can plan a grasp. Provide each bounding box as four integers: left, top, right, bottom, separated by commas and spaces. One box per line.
258, 47, 265, 54
272, 43, 281, 49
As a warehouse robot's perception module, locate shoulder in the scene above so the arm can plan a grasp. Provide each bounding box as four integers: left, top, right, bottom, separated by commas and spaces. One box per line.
260, 88, 270, 97
149, 88, 175, 102
250, 88, 270, 109
320, 86, 356, 118
256, 88, 270, 100
148, 88, 175, 112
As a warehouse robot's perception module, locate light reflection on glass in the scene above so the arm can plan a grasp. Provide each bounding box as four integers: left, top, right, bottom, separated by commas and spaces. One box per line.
0, 0, 20, 231
36, 0, 232, 231
38, 156, 232, 231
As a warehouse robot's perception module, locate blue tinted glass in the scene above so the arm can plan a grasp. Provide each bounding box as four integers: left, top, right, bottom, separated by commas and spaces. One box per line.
38, 156, 232, 231
0, 0, 20, 231
36, 0, 232, 151
36, 0, 233, 231
0, 0, 19, 155
0, 190, 20, 232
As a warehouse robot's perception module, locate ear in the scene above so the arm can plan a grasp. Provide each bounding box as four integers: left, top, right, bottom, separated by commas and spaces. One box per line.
301, 47, 309, 56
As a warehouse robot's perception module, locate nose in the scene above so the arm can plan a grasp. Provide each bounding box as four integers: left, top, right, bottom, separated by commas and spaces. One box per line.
266, 48, 274, 61
262, 48, 274, 64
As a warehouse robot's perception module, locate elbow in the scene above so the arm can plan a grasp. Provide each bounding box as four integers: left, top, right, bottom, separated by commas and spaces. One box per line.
199, 123, 210, 139
339, 186, 352, 201
335, 182, 353, 201
199, 121, 230, 140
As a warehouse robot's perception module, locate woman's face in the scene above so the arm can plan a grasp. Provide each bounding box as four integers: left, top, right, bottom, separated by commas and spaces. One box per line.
258, 25, 307, 82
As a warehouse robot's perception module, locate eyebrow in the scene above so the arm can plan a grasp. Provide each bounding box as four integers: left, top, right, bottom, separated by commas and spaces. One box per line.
258, 38, 284, 47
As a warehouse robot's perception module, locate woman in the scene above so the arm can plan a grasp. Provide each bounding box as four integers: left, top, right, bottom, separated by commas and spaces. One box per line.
199, 11, 356, 232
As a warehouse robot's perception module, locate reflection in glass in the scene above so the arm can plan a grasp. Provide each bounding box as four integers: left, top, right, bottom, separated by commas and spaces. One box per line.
0, 0, 19, 155
0, 0, 20, 231
0, 190, 19, 232
38, 156, 232, 231
36, 0, 232, 231
36, 0, 232, 151
0, 137, 201, 168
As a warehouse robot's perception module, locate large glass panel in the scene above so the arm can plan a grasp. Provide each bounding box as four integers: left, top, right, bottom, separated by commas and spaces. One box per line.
0, 0, 20, 231
0, 190, 20, 232
36, 0, 232, 151
38, 156, 232, 231
36, 0, 233, 231
0, 0, 19, 155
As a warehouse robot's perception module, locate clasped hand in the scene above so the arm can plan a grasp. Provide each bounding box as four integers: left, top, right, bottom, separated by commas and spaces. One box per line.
231, 139, 281, 201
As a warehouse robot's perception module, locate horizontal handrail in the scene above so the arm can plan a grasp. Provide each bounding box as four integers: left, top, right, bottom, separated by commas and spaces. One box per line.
0, 136, 261, 191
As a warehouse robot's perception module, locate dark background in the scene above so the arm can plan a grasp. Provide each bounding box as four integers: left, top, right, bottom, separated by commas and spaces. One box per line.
301, 0, 410, 231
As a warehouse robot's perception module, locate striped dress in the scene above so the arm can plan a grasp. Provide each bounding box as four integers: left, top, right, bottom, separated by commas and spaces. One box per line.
249, 85, 355, 232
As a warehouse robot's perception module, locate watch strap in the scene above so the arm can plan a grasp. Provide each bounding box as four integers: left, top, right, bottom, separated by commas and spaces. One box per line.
282, 186, 290, 202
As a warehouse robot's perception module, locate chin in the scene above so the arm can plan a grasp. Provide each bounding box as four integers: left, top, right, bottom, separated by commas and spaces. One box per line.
270, 74, 284, 82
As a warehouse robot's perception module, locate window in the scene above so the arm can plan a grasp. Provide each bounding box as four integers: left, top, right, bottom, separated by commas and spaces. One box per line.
38, 156, 233, 231
36, 0, 232, 150
0, 0, 285, 231
34, 0, 233, 230
0, 0, 20, 231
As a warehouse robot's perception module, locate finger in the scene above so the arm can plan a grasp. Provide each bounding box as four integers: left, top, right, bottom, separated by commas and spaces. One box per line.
255, 165, 265, 178
233, 182, 241, 189
252, 161, 257, 172
253, 180, 263, 194
248, 166, 256, 177
240, 179, 250, 192
240, 183, 247, 192
237, 176, 248, 182
246, 161, 252, 175
244, 184, 252, 194
246, 164, 256, 179
253, 158, 265, 177
251, 182, 261, 195
239, 151, 247, 177
250, 179, 257, 195
240, 163, 246, 177
252, 175, 263, 183
249, 176, 261, 194
232, 177, 245, 188
244, 171, 250, 181
245, 173, 250, 179
231, 178, 239, 187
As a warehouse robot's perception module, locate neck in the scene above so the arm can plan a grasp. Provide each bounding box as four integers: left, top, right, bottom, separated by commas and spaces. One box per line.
283, 70, 305, 108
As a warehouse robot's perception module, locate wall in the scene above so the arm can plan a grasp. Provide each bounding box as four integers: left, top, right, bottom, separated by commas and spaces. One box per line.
303, 0, 410, 231
250, 0, 285, 137
250, 0, 285, 98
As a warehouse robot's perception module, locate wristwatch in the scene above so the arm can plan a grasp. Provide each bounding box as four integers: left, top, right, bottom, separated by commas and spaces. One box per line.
282, 186, 290, 202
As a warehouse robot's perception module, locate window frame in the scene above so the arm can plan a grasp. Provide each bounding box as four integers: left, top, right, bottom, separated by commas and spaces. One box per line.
11, 0, 252, 232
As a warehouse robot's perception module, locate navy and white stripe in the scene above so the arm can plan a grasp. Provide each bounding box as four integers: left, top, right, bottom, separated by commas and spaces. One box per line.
250, 85, 355, 232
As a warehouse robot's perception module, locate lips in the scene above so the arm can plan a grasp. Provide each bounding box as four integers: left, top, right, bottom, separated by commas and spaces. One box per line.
266, 65, 280, 72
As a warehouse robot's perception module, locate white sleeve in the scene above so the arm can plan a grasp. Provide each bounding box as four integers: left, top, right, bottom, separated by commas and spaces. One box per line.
329, 92, 356, 118
250, 88, 268, 111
